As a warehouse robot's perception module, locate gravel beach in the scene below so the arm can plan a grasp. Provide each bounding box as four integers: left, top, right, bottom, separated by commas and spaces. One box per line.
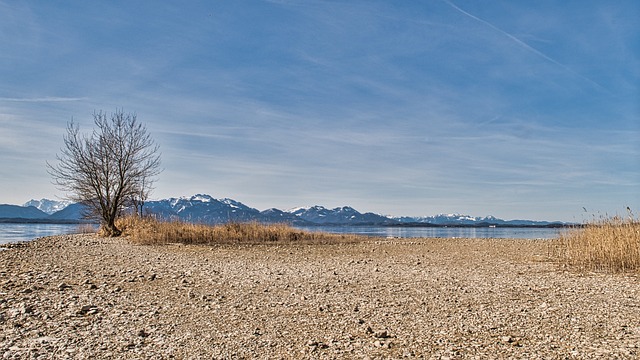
1, 234, 639, 359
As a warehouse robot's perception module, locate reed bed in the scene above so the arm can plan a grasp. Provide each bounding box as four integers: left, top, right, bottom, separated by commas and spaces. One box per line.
554, 214, 640, 273
116, 216, 365, 245
76, 223, 98, 234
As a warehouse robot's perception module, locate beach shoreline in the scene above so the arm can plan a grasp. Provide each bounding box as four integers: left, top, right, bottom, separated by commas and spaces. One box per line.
1, 234, 638, 358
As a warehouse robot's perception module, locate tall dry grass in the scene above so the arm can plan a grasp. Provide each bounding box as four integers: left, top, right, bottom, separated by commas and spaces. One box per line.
116, 216, 364, 245
554, 213, 640, 273
75, 223, 97, 234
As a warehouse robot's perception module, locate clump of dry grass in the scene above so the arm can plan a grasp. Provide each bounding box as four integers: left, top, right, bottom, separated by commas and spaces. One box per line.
76, 223, 97, 234
554, 212, 640, 273
116, 216, 365, 245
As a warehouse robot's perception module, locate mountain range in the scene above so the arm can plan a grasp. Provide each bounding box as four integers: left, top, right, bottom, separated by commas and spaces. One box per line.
0, 195, 567, 227
23, 199, 73, 215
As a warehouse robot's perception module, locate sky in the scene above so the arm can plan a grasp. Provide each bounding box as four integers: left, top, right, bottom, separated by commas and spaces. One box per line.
0, 0, 638, 222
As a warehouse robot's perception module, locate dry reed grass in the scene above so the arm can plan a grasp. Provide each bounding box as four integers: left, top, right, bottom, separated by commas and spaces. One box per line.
554, 212, 640, 273
75, 223, 97, 234
116, 216, 366, 245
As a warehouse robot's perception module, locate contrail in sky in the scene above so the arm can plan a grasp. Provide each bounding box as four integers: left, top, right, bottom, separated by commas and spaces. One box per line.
442, 0, 608, 92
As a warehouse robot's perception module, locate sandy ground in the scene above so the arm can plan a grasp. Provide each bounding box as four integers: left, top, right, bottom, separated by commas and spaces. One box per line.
1, 234, 639, 359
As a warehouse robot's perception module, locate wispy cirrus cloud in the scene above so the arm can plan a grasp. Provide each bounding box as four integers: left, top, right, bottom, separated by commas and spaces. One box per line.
0, 0, 636, 221
0, 96, 87, 102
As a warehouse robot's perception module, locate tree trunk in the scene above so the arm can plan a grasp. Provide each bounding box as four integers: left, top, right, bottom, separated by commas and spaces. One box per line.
103, 219, 122, 237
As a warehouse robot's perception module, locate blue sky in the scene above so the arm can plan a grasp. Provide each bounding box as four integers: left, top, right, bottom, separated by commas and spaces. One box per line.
1, 0, 638, 221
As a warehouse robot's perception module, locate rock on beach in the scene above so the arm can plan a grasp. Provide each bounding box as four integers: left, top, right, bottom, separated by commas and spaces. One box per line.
1, 233, 639, 358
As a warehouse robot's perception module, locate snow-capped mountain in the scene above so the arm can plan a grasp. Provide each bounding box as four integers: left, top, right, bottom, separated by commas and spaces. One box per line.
141, 196, 394, 225
23, 199, 72, 215
393, 213, 494, 225
144, 194, 265, 224
392, 213, 558, 226
260, 208, 311, 225
47, 203, 92, 221
3, 194, 566, 226
287, 205, 395, 225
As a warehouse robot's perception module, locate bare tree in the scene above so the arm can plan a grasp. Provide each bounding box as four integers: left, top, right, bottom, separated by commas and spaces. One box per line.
48, 109, 161, 236
130, 176, 149, 217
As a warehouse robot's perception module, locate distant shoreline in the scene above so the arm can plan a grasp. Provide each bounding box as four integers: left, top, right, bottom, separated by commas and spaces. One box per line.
0, 218, 94, 224
383, 222, 578, 229
0, 217, 577, 228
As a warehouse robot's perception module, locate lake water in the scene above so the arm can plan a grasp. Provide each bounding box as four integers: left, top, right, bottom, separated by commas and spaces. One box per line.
0, 224, 88, 245
297, 225, 567, 239
0, 223, 566, 245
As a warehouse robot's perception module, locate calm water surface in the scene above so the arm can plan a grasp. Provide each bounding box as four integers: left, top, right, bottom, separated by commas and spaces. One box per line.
297, 225, 566, 239
0, 223, 566, 245
0, 224, 86, 245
